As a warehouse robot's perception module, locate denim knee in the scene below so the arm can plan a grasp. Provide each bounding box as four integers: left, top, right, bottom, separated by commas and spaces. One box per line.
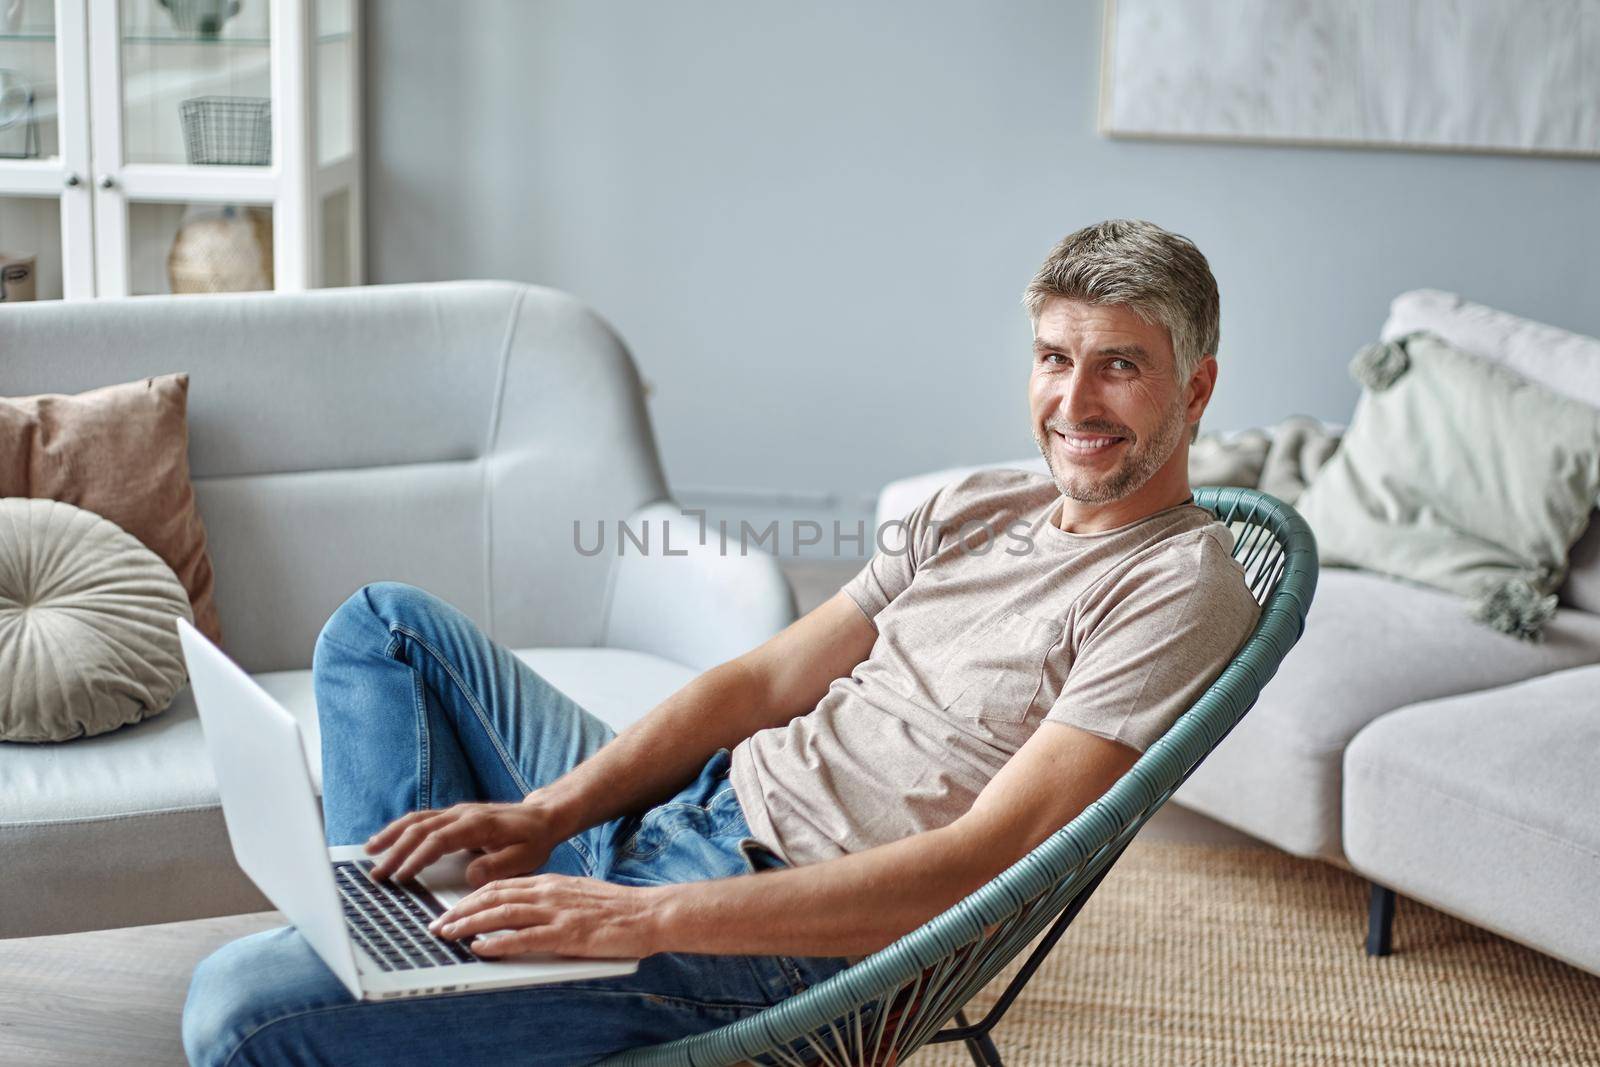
183, 933, 278, 1066
315, 581, 441, 658
182, 928, 350, 1067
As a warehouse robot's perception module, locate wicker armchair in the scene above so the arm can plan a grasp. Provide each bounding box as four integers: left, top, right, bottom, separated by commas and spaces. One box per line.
599, 487, 1318, 1067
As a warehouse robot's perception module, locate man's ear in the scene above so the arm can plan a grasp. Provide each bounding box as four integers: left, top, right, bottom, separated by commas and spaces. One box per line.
1186, 355, 1219, 423
1184, 355, 1218, 444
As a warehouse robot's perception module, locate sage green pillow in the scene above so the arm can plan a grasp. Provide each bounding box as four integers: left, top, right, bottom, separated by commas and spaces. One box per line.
1296, 330, 1600, 641
0, 498, 193, 742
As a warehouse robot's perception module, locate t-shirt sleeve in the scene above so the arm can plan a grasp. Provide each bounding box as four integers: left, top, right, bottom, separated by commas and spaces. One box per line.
840, 481, 952, 624
1043, 531, 1261, 753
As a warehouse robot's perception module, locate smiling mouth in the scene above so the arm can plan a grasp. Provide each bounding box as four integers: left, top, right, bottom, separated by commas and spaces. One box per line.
1055, 430, 1127, 455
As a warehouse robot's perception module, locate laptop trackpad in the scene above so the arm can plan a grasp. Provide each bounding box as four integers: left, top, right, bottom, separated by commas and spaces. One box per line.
413, 851, 474, 907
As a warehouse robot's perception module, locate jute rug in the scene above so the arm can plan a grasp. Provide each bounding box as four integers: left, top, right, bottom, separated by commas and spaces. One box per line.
907, 841, 1600, 1066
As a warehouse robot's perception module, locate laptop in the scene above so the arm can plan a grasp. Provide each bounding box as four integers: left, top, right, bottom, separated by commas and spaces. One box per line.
175, 617, 641, 1001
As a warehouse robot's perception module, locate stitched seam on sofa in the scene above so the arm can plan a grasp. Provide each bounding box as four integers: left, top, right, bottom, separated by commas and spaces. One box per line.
217, 983, 774, 1067
595, 496, 675, 653
390, 622, 532, 797
1351, 765, 1600, 862
1229, 706, 1467, 762
594, 505, 640, 651
483, 285, 524, 462
596, 541, 621, 649
1, 802, 225, 828
481, 285, 525, 643
197, 456, 487, 480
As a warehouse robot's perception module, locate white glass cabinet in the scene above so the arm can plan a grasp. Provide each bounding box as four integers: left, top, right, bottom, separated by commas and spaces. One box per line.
0, 0, 361, 301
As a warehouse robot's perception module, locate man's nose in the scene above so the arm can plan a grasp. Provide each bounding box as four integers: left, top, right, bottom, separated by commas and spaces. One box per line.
1056, 366, 1107, 424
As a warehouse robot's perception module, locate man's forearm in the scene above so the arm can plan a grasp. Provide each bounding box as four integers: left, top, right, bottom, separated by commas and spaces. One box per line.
437, 722, 1138, 960
641, 818, 1023, 959
529, 659, 783, 840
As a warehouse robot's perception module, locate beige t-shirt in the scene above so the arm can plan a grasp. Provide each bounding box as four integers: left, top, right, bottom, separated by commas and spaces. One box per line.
728, 468, 1262, 869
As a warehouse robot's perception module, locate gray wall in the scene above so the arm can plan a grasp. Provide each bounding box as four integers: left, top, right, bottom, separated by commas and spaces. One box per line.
365, 0, 1600, 537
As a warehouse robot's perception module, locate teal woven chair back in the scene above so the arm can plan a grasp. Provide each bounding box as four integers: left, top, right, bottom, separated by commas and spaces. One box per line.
601, 487, 1318, 1067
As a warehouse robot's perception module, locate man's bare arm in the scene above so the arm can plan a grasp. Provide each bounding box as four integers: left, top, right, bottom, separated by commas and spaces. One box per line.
534, 589, 878, 843
369, 590, 878, 883
432, 720, 1141, 959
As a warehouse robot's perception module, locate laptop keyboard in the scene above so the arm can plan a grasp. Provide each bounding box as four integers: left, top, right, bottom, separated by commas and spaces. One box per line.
332, 860, 477, 971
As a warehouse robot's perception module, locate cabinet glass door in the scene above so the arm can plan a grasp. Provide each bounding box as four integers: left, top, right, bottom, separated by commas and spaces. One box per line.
90, 0, 284, 295
127, 197, 271, 294
0, 0, 92, 299
0, 0, 58, 160
0, 194, 61, 298
120, 0, 272, 166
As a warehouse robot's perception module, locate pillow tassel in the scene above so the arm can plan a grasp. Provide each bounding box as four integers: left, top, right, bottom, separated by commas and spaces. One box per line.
1470, 577, 1558, 642
1349, 339, 1410, 391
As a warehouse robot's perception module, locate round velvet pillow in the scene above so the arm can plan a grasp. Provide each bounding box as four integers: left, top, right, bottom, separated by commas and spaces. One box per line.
0, 498, 194, 742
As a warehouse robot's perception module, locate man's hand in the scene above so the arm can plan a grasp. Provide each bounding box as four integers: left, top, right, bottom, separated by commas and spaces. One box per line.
428, 874, 662, 959
364, 795, 577, 886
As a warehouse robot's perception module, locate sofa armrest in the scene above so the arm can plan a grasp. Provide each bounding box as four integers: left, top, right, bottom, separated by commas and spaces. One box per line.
599, 500, 798, 671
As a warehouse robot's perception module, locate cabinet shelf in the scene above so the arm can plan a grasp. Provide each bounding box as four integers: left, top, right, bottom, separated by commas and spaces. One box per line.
121, 30, 349, 45
0, 30, 350, 44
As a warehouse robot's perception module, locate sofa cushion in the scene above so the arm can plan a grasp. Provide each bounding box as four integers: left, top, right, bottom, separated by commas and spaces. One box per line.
1380, 288, 1600, 615
1294, 332, 1600, 640
1344, 666, 1600, 976
0, 374, 223, 643
1380, 288, 1600, 410
0, 498, 193, 742
0, 647, 696, 938
1172, 569, 1600, 861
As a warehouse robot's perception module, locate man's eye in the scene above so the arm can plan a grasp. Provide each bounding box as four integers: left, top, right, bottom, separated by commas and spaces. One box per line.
1110, 358, 1137, 371
1044, 353, 1067, 365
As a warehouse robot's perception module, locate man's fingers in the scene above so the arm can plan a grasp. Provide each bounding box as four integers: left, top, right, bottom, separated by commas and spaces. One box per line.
386, 813, 510, 883
464, 843, 538, 887
369, 812, 457, 879
364, 809, 440, 853
437, 900, 552, 941
468, 921, 560, 958
429, 877, 541, 932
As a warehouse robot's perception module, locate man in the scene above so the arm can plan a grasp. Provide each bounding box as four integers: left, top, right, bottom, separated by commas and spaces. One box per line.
183, 219, 1261, 1066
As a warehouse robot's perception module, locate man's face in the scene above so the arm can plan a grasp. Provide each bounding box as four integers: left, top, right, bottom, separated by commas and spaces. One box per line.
1028, 298, 1193, 505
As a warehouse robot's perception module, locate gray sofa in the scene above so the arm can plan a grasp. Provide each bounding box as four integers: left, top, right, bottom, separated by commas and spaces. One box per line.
0, 281, 797, 939
874, 292, 1600, 979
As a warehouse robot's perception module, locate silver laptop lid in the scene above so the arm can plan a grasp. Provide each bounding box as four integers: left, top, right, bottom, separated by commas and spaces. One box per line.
176, 618, 363, 999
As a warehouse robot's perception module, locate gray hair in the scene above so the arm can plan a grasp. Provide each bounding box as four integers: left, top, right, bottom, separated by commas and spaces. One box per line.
1023, 219, 1220, 385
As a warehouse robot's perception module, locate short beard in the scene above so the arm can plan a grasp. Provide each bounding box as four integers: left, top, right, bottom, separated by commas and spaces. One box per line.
1033, 401, 1186, 504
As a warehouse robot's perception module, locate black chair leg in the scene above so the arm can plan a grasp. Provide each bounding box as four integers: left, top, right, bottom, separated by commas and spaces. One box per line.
1366, 882, 1396, 956
954, 1008, 1005, 1067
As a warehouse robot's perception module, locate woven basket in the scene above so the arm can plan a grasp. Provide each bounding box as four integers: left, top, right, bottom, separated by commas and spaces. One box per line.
166, 206, 273, 293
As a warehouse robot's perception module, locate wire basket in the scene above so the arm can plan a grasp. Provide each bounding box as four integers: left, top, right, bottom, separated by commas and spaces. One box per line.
179, 96, 271, 166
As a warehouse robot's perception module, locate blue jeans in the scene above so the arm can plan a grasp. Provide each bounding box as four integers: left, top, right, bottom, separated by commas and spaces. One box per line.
182, 581, 851, 1067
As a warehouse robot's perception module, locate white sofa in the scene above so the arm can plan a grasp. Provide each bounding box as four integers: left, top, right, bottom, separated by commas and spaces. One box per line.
873, 291, 1600, 977
0, 281, 797, 939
